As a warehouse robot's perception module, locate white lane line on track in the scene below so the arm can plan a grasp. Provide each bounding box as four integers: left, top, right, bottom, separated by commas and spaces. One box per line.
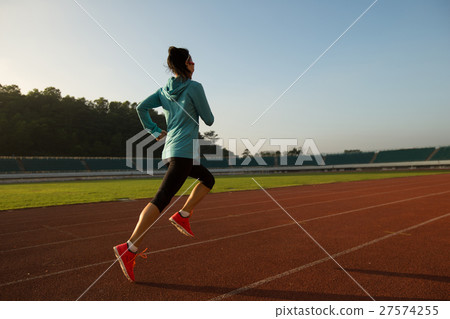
2, 211, 447, 295
209, 212, 450, 301
252, 177, 375, 301
41, 225, 81, 239
0, 216, 135, 236
0, 223, 294, 288
1, 186, 449, 253
1, 191, 449, 288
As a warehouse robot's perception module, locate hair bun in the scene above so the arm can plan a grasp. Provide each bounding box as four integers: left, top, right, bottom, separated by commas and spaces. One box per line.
167, 46, 191, 80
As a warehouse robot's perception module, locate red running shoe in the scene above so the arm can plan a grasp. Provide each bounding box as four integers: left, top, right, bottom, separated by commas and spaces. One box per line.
113, 243, 147, 282
169, 212, 194, 237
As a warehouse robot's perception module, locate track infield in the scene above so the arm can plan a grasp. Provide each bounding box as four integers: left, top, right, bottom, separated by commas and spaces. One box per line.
0, 173, 449, 301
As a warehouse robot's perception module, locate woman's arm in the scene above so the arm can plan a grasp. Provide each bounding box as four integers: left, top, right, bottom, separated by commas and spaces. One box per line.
136, 90, 163, 138
190, 82, 214, 126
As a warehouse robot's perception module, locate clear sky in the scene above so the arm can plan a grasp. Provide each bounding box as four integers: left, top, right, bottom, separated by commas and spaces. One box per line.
1, 0, 449, 154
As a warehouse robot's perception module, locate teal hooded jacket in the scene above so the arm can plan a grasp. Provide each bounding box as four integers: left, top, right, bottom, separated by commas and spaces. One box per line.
136, 77, 214, 159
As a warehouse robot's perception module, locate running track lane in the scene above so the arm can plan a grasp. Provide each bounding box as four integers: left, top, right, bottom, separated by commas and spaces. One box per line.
0, 173, 449, 300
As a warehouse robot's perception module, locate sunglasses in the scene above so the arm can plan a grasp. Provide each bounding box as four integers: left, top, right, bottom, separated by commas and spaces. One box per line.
186, 55, 195, 65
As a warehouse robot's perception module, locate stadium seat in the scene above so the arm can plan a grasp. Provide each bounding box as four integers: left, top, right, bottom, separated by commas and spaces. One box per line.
0, 158, 22, 173
21, 158, 86, 172
374, 148, 435, 163
324, 152, 375, 165
430, 146, 450, 161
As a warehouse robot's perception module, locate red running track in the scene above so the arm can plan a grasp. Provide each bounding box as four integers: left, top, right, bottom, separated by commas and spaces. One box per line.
0, 173, 449, 301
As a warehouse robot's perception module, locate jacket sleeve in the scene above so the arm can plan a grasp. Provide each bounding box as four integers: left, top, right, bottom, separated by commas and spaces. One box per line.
136, 90, 163, 138
190, 82, 214, 126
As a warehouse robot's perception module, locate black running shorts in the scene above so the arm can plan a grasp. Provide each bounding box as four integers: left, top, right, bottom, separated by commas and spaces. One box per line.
150, 157, 215, 212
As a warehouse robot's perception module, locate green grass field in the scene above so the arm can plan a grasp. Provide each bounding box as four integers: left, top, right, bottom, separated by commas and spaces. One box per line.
1, 170, 449, 211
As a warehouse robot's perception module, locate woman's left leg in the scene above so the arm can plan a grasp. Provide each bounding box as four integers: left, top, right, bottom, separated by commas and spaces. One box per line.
180, 164, 215, 215
128, 202, 160, 248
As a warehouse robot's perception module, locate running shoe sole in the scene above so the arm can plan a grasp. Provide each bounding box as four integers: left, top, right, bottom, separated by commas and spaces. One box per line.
169, 217, 194, 237
113, 246, 134, 282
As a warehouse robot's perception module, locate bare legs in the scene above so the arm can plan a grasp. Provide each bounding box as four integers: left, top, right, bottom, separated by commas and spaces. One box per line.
128, 202, 160, 248
128, 182, 211, 249
180, 182, 211, 216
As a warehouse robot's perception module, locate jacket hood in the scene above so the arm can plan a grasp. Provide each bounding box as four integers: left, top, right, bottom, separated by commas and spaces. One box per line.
162, 77, 191, 101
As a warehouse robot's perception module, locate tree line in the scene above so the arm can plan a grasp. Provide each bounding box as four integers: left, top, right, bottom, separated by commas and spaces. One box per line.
0, 84, 223, 157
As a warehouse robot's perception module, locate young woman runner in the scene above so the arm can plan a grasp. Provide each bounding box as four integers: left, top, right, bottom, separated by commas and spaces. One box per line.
113, 46, 215, 282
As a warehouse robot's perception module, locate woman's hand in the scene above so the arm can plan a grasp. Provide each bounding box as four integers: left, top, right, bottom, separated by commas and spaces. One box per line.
156, 130, 167, 141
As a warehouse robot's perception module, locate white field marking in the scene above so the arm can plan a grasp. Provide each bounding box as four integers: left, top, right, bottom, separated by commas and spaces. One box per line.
250, 0, 379, 125
203, 180, 450, 214
301, 190, 450, 223
195, 174, 449, 208
75, 179, 199, 301
0, 216, 134, 237
188, 181, 450, 226
1, 178, 447, 238
41, 225, 81, 239
1, 190, 449, 288
0, 230, 131, 253
251, 178, 375, 301
1, 182, 449, 253
210, 212, 450, 301
57, 216, 135, 229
